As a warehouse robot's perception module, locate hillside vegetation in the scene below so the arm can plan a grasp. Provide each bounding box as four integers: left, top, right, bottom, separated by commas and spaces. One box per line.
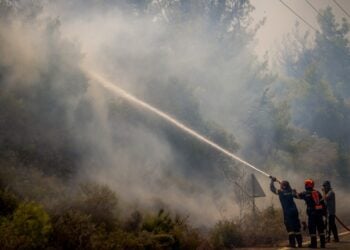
0, 0, 349, 248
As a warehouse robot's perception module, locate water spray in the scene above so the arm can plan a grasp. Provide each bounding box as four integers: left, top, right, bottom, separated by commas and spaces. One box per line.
86, 70, 273, 179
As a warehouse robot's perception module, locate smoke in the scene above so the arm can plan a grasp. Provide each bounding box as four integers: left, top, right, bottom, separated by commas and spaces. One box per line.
46, 1, 264, 225
0, 0, 254, 226
1, 0, 348, 227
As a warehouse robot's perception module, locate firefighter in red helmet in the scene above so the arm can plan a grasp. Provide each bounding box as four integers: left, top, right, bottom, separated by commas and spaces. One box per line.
294, 179, 326, 248
270, 177, 302, 248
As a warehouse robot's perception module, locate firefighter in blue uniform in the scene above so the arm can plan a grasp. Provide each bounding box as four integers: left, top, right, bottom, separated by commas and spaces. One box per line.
294, 179, 326, 248
322, 180, 339, 242
270, 176, 302, 248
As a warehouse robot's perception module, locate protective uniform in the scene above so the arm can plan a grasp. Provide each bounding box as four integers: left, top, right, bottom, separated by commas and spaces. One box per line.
270, 177, 302, 248
295, 179, 326, 248
323, 180, 339, 242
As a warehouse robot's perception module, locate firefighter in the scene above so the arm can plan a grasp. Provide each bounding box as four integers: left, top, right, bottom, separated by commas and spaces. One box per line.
322, 180, 339, 242
294, 179, 326, 248
270, 176, 302, 248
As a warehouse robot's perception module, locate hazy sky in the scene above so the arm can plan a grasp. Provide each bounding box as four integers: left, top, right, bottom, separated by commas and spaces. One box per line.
251, 0, 350, 58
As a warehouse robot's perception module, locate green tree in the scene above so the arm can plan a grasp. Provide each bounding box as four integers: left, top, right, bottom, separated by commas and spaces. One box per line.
0, 202, 52, 249
314, 7, 350, 98
280, 7, 350, 182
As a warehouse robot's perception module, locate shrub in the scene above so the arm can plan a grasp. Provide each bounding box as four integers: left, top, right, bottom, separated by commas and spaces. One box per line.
91, 228, 162, 250
142, 209, 202, 249
50, 209, 97, 250
241, 205, 285, 246
76, 182, 119, 228
171, 219, 203, 249
123, 210, 143, 232
210, 220, 243, 249
209, 206, 286, 248
142, 209, 174, 234
0, 202, 52, 249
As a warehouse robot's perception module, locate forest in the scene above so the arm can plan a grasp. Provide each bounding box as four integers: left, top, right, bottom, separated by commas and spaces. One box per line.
0, 0, 349, 249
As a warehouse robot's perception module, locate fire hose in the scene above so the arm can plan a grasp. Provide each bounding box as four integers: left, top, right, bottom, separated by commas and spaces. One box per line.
335, 215, 350, 231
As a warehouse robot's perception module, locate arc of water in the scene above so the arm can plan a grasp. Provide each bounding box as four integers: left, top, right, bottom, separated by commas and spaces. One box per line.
86, 70, 271, 178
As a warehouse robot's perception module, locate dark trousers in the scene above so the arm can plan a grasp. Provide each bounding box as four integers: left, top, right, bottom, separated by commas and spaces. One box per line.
284, 210, 302, 247
308, 213, 325, 248
284, 211, 301, 233
328, 214, 339, 241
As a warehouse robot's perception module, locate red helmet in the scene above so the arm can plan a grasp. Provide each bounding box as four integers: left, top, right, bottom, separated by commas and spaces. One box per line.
305, 179, 314, 189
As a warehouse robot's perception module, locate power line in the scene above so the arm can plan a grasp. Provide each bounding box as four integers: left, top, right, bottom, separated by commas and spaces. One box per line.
333, 0, 350, 18
279, 1, 334, 43
305, 0, 323, 17
305, 0, 336, 30
279, 0, 319, 32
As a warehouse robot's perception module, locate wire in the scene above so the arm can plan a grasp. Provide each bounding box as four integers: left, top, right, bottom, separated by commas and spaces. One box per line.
304, 0, 346, 42
305, 0, 335, 31
279, 0, 319, 32
305, 0, 323, 17
333, 0, 350, 18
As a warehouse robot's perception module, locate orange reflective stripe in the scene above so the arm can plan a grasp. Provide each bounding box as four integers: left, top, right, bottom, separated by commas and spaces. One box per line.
315, 204, 323, 210
312, 190, 323, 210
312, 190, 320, 204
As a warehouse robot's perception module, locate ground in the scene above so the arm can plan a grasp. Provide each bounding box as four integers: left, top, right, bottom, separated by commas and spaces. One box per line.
237, 229, 350, 250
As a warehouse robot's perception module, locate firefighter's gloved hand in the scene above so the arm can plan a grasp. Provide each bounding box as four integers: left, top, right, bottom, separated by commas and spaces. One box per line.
269, 176, 277, 182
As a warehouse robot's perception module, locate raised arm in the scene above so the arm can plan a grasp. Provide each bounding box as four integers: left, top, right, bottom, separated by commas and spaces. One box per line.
270, 176, 278, 195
